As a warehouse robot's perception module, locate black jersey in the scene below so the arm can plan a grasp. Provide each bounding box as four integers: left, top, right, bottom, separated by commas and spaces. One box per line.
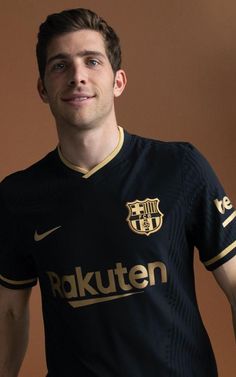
0, 128, 236, 377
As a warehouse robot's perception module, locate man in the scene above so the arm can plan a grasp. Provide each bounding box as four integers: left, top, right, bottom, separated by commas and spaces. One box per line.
0, 8, 235, 377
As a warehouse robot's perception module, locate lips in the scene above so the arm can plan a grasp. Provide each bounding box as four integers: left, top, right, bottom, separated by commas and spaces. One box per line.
62, 94, 95, 103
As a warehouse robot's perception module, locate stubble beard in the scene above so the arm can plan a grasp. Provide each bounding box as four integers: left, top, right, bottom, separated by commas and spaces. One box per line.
56, 96, 115, 133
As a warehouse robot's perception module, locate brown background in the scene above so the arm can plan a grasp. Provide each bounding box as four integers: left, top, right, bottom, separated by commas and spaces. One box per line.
0, 0, 235, 376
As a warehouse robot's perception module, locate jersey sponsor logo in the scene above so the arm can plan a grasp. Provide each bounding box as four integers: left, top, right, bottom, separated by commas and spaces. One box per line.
46, 260, 168, 308
214, 196, 236, 228
34, 226, 62, 242
126, 198, 164, 236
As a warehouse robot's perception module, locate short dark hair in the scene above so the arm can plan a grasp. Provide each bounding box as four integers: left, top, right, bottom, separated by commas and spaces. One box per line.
36, 8, 122, 79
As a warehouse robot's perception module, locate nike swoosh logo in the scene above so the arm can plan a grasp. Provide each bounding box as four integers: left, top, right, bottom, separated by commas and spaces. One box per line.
34, 226, 62, 242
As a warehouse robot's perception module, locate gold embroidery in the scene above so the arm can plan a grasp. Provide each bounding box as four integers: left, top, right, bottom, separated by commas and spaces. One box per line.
126, 198, 164, 236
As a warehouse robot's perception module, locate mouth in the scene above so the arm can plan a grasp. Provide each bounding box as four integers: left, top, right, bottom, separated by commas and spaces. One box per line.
62, 94, 96, 105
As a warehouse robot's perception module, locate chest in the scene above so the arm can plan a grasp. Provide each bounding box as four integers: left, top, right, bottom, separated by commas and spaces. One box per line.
25, 160, 187, 273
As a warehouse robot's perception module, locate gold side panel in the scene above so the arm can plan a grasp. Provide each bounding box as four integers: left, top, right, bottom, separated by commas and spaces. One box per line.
0, 274, 37, 285
68, 290, 143, 308
204, 240, 236, 267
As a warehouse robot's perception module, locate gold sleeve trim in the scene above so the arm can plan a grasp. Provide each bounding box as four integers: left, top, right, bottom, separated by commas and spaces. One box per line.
57, 127, 124, 178
0, 274, 37, 285
223, 210, 236, 228
204, 240, 236, 267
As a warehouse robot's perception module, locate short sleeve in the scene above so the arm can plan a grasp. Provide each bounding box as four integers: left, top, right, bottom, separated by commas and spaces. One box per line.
183, 144, 236, 271
0, 183, 38, 289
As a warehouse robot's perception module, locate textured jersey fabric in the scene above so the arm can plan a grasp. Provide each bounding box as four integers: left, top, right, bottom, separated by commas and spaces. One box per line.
0, 128, 235, 377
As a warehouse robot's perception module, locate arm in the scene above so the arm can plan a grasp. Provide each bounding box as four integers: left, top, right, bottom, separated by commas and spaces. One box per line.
0, 285, 32, 377
212, 255, 236, 342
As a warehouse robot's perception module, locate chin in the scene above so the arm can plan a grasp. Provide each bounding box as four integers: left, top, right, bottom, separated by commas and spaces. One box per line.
69, 120, 96, 131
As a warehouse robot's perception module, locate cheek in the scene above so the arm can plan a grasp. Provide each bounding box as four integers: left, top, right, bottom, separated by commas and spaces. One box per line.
44, 73, 66, 92
45, 84, 61, 101
100, 79, 116, 97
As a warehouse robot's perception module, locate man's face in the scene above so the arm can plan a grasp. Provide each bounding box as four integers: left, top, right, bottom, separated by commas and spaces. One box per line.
38, 29, 126, 131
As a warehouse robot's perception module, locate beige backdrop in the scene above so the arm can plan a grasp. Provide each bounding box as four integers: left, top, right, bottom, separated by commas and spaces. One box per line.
0, 1, 235, 376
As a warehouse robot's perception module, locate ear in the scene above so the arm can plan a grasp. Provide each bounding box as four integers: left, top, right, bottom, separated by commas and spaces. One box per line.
37, 78, 49, 103
113, 69, 127, 98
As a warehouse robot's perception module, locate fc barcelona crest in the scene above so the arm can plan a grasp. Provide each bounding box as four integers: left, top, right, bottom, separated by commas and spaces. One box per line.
126, 198, 164, 236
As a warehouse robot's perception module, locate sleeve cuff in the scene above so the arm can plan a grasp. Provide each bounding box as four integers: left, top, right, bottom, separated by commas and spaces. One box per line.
0, 274, 37, 289
203, 241, 236, 271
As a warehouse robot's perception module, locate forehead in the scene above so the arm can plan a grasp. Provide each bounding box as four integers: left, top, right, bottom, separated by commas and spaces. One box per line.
46, 29, 107, 60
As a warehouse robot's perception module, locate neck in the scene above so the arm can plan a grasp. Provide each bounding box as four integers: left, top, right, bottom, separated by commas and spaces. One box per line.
57, 123, 120, 172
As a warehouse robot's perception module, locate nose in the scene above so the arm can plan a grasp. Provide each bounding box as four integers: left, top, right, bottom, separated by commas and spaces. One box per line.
67, 63, 87, 87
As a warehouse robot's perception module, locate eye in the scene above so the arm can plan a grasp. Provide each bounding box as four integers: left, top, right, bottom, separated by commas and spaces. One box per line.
51, 62, 67, 72
87, 59, 100, 67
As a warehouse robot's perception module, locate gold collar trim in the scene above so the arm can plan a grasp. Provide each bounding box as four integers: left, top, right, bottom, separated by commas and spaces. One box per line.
57, 126, 124, 179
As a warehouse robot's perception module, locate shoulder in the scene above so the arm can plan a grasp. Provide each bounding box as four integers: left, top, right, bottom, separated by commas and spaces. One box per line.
127, 131, 219, 187
1, 149, 57, 183
128, 131, 197, 164
0, 149, 57, 203
130, 131, 192, 152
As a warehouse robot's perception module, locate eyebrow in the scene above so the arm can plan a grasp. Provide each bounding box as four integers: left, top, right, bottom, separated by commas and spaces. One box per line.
46, 50, 106, 65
